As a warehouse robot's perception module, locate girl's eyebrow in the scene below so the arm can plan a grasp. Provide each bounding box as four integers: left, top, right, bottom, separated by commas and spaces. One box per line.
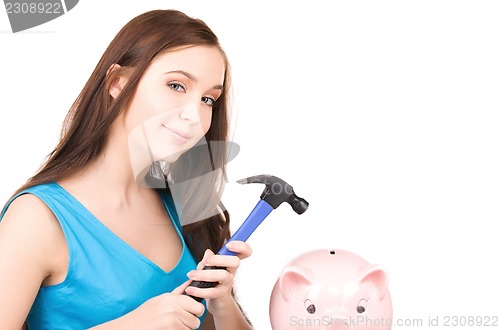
164, 70, 223, 90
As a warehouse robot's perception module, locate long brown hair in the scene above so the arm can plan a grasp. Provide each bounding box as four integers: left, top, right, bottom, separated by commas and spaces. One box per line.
9, 9, 232, 262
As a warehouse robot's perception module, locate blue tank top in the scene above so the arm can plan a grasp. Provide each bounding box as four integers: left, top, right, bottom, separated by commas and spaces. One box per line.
0, 182, 206, 329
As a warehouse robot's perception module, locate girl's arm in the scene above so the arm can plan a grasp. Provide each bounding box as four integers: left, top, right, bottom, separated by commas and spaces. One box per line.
186, 241, 253, 330
0, 194, 65, 329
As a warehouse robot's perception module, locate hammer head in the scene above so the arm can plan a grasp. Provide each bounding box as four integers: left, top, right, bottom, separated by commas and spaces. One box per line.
237, 174, 309, 214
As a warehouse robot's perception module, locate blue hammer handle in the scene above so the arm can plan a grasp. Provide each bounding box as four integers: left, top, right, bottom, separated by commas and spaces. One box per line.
185, 174, 309, 302
185, 200, 273, 301
218, 199, 273, 256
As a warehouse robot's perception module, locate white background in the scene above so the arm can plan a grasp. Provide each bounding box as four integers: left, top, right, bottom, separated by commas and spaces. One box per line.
1, 1, 499, 329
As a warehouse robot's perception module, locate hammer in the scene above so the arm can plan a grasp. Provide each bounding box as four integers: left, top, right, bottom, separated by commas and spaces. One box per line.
185, 174, 309, 301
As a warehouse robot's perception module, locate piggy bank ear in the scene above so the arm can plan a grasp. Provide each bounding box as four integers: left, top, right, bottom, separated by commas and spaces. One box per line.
358, 265, 390, 300
278, 266, 314, 302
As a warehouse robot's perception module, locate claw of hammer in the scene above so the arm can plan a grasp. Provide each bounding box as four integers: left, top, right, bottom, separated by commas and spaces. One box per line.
237, 174, 309, 214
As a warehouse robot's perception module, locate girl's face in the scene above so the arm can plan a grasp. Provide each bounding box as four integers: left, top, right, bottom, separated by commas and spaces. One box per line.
124, 45, 225, 165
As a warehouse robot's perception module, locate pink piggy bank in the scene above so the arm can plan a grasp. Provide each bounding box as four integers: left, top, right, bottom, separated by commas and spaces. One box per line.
269, 249, 392, 330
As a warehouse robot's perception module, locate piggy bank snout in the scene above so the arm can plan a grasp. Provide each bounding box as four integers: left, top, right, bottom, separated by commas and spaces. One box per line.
324, 317, 352, 330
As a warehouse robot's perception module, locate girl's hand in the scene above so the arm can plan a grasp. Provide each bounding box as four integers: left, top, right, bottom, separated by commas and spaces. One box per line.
90, 280, 205, 330
184, 241, 252, 316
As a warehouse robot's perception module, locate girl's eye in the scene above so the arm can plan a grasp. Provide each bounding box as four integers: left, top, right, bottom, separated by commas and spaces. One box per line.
167, 82, 185, 92
201, 96, 216, 106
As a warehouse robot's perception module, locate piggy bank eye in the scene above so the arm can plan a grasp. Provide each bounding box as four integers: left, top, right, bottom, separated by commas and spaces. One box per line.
357, 298, 368, 314
304, 299, 316, 314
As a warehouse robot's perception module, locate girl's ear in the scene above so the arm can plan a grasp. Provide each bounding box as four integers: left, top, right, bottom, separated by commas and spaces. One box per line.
107, 64, 129, 99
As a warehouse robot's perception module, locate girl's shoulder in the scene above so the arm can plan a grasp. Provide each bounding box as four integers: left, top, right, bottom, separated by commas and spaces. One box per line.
1, 192, 66, 271
0, 193, 67, 328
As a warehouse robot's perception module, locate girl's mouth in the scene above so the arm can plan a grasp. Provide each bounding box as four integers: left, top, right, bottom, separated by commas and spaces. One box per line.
162, 124, 191, 144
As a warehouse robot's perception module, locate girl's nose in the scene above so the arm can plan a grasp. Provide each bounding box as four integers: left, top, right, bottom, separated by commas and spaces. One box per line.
179, 103, 202, 124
